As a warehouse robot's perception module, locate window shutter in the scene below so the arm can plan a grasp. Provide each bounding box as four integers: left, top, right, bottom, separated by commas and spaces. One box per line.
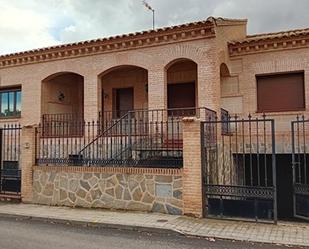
257, 72, 305, 112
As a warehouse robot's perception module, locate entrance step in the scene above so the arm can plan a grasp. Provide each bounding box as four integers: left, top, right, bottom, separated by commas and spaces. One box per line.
0, 193, 21, 203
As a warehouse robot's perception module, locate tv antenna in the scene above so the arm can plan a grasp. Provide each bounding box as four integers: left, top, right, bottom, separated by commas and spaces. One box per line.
142, 1, 155, 30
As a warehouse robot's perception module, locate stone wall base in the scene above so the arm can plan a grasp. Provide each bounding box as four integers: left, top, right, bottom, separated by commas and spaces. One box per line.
32, 166, 183, 215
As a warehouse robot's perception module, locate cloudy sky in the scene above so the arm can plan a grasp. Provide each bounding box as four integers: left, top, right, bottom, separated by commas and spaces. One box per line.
0, 0, 308, 55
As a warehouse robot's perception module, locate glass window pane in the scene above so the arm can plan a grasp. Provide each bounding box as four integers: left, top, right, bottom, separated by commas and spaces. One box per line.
1, 92, 8, 117
9, 92, 14, 114
16, 91, 21, 115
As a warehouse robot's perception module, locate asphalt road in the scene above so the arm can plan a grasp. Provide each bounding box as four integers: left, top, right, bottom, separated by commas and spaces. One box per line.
0, 216, 301, 249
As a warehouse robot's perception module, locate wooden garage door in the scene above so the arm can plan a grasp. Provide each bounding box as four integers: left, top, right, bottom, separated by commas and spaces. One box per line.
257, 72, 305, 112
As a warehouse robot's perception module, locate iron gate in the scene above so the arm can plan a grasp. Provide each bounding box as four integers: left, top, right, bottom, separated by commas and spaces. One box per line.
0, 124, 21, 197
201, 114, 277, 223
291, 116, 309, 221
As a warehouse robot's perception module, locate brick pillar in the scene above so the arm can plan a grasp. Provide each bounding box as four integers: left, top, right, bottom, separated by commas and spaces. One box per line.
182, 117, 203, 217
148, 68, 166, 110
21, 126, 36, 203
84, 74, 99, 121
197, 54, 220, 113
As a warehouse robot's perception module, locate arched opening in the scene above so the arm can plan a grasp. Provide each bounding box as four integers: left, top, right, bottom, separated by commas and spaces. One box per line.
220, 62, 242, 115
166, 59, 197, 116
100, 65, 148, 119
41, 72, 84, 136
42, 72, 84, 116
220, 63, 230, 78
220, 63, 233, 97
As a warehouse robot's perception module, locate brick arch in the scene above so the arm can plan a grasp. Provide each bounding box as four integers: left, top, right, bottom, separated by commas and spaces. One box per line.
220, 63, 231, 77
95, 52, 153, 76
41, 71, 84, 121
157, 43, 218, 111
160, 43, 208, 68
165, 58, 198, 112
42, 71, 84, 82
98, 64, 148, 78
220, 62, 232, 99
164, 58, 198, 71
99, 64, 149, 115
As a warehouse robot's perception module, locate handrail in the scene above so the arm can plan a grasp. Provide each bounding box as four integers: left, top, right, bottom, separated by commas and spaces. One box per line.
78, 112, 130, 155
42, 113, 83, 120
99, 107, 217, 121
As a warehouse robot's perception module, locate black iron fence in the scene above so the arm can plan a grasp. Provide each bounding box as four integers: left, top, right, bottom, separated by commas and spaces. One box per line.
291, 115, 309, 221
41, 113, 84, 137
220, 108, 231, 135
0, 124, 21, 196
36, 108, 216, 168
98, 107, 216, 133
202, 114, 277, 223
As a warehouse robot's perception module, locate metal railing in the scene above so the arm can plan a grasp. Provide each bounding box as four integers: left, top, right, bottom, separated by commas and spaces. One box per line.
291, 115, 309, 220
41, 113, 84, 137
36, 107, 216, 168
0, 124, 21, 196
221, 108, 231, 135
201, 114, 277, 223
98, 107, 216, 132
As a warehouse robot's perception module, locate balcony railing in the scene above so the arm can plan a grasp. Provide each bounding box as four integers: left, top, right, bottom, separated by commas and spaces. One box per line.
41, 108, 219, 138
41, 113, 84, 137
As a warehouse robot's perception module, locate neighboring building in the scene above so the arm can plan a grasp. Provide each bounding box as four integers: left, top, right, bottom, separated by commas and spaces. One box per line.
0, 17, 308, 223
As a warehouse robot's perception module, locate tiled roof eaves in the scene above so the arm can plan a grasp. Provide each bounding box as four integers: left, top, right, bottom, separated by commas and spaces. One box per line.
0, 16, 250, 66
0, 20, 212, 58
0, 19, 217, 68
228, 28, 309, 56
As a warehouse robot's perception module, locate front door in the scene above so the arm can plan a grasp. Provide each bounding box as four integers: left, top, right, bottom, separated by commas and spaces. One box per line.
114, 88, 134, 118
291, 116, 309, 221
167, 82, 196, 116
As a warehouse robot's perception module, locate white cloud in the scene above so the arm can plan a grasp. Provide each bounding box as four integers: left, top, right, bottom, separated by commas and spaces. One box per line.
0, 1, 59, 54
0, 0, 309, 55
212, 0, 309, 33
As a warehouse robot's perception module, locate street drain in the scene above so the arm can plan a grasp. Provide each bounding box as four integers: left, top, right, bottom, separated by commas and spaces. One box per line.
156, 219, 168, 223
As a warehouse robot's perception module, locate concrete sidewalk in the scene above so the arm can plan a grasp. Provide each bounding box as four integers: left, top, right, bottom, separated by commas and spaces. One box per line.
0, 203, 308, 247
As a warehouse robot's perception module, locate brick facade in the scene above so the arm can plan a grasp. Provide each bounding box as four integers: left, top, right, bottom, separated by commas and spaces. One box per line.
1, 17, 309, 215
0, 18, 248, 125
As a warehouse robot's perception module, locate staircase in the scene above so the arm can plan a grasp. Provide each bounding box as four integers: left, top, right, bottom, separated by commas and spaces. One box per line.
77, 110, 183, 166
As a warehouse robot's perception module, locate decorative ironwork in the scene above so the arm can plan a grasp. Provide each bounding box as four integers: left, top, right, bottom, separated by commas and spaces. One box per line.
294, 183, 309, 196
201, 114, 277, 223
205, 185, 274, 199
37, 158, 182, 168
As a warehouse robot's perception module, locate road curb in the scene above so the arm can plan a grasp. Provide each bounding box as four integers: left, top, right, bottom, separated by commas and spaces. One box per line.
0, 212, 308, 247
0, 212, 181, 236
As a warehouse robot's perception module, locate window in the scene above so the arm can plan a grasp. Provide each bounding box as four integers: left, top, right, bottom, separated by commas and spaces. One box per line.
257, 72, 305, 112
0, 88, 21, 118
